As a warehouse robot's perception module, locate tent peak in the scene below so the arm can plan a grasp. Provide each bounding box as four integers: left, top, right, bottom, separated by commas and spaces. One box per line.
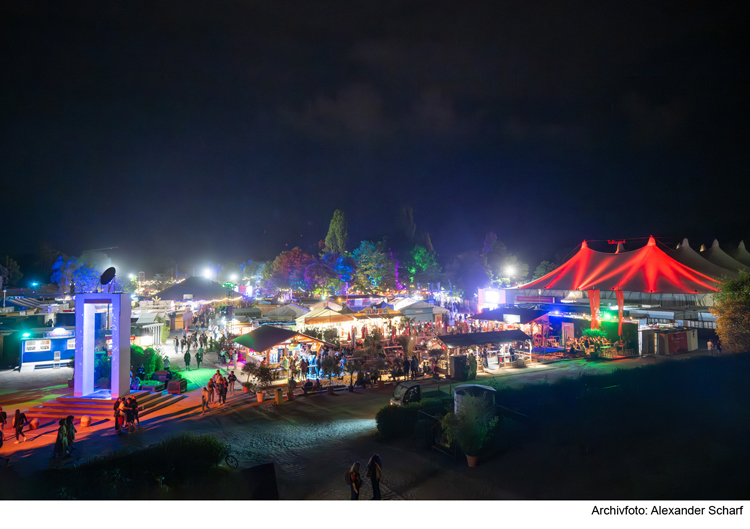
647, 236, 656, 246
712, 239, 720, 248
581, 240, 588, 249
700, 244, 707, 252
739, 241, 746, 251
615, 242, 625, 253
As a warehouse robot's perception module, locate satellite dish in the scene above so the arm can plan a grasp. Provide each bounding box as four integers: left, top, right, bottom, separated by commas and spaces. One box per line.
101, 267, 116, 286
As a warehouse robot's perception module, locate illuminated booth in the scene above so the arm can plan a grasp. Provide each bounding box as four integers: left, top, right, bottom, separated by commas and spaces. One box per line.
19, 326, 76, 372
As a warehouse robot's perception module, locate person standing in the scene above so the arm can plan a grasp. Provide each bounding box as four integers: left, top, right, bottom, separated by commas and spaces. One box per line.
195, 348, 203, 370
228, 371, 237, 395
207, 378, 216, 404
130, 397, 141, 429
403, 357, 411, 380
113, 397, 122, 433
65, 415, 76, 455
219, 377, 227, 405
201, 387, 210, 414
367, 454, 382, 499
184, 349, 191, 371
348, 462, 362, 500
174, 338, 179, 355
12, 410, 28, 443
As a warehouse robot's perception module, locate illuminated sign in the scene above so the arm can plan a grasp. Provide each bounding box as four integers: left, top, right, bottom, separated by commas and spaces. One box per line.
502, 314, 521, 324
43, 328, 74, 338
608, 240, 626, 244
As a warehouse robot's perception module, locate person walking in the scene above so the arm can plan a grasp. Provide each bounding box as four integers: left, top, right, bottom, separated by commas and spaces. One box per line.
228, 371, 237, 395
367, 454, 383, 500
0, 429, 10, 466
184, 350, 191, 371
12, 410, 28, 443
174, 338, 179, 355
347, 462, 362, 500
0, 406, 7, 438
65, 415, 76, 455
195, 348, 203, 370
51, 419, 68, 458
201, 387, 210, 414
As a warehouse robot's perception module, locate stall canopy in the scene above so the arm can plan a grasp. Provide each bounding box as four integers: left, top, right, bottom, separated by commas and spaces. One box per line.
155, 276, 231, 301
520, 236, 721, 294
700, 239, 750, 274
438, 330, 531, 348
669, 238, 739, 280
733, 241, 750, 268
470, 307, 549, 324
232, 325, 333, 353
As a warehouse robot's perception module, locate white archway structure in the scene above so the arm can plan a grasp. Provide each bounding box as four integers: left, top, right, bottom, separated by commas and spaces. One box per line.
74, 293, 131, 398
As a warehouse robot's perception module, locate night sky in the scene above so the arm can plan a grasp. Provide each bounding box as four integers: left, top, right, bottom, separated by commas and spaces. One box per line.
1, 1, 748, 276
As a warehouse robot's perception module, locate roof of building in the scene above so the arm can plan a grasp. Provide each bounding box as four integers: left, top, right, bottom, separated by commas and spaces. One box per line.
438, 330, 531, 348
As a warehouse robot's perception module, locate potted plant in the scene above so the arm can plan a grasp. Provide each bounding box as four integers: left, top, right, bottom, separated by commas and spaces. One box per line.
287, 377, 297, 401
242, 380, 257, 394
253, 365, 277, 402
321, 357, 341, 394
343, 360, 358, 392
440, 395, 499, 467
372, 357, 386, 388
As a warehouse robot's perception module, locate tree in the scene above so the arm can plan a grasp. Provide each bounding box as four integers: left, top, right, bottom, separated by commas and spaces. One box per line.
4, 256, 23, 286
50, 256, 77, 294
532, 261, 557, 280
410, 245, 443, 285
399, 206, 417, 243
0, 261, 7, 292
272, 248, 314, 289
445, 251, 491, 297
323, 210, 348, 255
304, 260, 339, 294
72, 262, 101, 293
352, 240, 391, 293
711, 270, 750, 353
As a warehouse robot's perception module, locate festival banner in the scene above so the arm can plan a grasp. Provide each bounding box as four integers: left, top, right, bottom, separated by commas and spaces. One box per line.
615, 289, 625, 336
587, 289, 600, 329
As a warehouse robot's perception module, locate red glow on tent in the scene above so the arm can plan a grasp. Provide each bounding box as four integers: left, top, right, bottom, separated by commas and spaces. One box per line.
524, 236, 720, 294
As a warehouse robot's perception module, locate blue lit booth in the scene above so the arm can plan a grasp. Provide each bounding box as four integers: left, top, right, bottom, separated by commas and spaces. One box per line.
19, 326, 76, 372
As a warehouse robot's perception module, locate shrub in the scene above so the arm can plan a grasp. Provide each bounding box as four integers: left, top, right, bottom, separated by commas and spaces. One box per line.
582, 328, 607, 339
467, 354, 477, 380
376, 402, 435, 440
130, 345, 145, 371
441, 395, 498, 456
143, 347, 156, 375
154, 353, 164, 373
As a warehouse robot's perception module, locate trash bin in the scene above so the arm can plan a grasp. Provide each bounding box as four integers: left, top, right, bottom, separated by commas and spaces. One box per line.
275, 388, 283, 405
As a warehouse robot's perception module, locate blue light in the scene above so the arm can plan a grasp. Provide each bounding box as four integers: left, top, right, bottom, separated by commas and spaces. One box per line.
22, 332, 30, 338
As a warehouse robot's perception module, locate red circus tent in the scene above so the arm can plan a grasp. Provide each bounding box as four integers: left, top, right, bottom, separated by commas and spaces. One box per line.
520, 236, 721, 294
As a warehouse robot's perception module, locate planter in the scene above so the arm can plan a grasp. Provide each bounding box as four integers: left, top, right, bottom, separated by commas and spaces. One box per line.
243, 386, 249, 393
256, 392, 265, 403
348, 385, 354, 392
377, 380, 384, 389
466, 455, 479, 467
327, 386, 335, 395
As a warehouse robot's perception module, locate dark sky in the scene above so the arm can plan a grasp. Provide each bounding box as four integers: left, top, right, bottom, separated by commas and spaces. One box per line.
1, 0, 748, 276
